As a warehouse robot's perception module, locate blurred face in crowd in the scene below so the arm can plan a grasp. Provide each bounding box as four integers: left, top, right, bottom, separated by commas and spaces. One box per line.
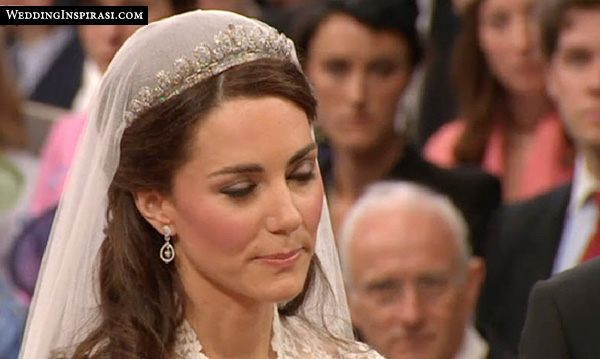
547, 8, 600, 152
478, 0, 546, 96
304, 13, 413, 152
79, 0, 174, 72
347, 205, 484, 359
137, 97, 323, 306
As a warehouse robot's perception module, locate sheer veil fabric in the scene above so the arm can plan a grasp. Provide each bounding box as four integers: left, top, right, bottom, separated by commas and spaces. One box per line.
19, 10, 352, 359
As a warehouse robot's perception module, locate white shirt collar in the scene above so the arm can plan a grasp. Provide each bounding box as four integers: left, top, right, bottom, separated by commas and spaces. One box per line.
454, 325, 489, 359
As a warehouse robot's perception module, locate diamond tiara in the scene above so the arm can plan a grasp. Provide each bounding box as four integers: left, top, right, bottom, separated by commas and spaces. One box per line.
124, 24, 295, 125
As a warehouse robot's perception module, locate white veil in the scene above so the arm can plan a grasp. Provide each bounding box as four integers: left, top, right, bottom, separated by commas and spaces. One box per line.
19, 10, 352, 359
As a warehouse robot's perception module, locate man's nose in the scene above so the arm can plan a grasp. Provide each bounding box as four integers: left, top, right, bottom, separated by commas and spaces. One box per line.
392, 286, 425, 329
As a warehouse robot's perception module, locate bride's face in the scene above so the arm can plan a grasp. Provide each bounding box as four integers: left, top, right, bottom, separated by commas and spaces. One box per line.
165, 96, 323, 305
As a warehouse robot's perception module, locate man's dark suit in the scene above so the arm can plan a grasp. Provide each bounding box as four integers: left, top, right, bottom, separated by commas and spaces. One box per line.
478, 184, 571, 355
319, 144, 502, 257
519, 256, 600, 359
27, 27, 84, 109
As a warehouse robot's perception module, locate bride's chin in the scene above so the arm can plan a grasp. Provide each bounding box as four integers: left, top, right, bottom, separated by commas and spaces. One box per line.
258, 258, 313, 304
261, 276, 308, 304
278, 286, 308, 304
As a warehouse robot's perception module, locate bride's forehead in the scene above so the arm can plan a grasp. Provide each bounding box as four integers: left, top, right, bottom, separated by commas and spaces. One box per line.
183, 100, 313, 157
197, 97, 311, 132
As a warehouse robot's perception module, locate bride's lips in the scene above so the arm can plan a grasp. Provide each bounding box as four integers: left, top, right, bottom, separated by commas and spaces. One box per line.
256, 249, 303, 268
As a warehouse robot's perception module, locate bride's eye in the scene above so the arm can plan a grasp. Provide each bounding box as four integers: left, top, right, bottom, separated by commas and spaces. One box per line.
220, 182, 257, 198
288, 160, 316, 183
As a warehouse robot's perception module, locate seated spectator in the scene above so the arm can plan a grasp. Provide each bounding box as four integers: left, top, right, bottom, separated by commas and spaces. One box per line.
423, 0, 574, 203
479, 0, 600, 354
293, 0, 500, 255
339, 181, 513, 359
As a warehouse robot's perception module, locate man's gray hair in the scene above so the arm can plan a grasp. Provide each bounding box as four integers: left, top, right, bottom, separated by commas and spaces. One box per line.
338, 181, 471, 287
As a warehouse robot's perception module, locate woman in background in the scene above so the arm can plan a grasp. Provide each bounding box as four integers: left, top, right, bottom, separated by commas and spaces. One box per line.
424, 0, 573, 203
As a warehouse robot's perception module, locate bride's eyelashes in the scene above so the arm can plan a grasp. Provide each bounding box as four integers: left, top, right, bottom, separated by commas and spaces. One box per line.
220, 182, 257, 198
288, 160, 317, 184
219, 161, 317, 199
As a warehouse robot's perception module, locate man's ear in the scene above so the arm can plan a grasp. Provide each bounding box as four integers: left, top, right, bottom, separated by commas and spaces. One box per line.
133, 190, 177, 235
465, 257, 485, 313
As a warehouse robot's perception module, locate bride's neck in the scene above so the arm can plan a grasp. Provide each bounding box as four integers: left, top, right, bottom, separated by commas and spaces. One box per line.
187, 302, 274, 359
182, 277, 275, 359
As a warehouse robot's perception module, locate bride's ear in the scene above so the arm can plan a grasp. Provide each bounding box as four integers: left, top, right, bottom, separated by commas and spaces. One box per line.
133, 190, 177, 234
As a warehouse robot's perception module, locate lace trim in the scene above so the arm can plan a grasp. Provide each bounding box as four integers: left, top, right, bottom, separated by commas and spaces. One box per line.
173, 320, 208, 359
172, 308, 383, 359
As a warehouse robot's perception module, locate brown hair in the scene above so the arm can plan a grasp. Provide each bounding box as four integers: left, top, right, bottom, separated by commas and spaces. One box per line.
538, 0, 600, 60
293, 0, 423, 68
451, 0, 508, 165
0, 41, 27, 150
58, 59, 323, 359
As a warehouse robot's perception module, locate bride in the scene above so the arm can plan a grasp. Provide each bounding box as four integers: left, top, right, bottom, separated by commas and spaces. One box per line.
19, 9, 385, 359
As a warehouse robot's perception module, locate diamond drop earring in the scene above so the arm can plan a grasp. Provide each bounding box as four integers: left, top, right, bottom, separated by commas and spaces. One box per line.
160, 225, 175, 264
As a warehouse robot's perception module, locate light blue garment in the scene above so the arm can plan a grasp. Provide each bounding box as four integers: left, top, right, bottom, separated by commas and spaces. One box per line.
0, 279, 26, 359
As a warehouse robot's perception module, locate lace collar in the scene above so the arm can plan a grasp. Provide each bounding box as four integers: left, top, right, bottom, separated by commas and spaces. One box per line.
172, 305, 380, 359
172, 305, 286, 359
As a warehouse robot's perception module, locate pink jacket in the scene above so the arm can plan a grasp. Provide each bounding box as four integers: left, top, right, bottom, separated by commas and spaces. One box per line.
30, 113, 87, 216
424, 113, 574, 202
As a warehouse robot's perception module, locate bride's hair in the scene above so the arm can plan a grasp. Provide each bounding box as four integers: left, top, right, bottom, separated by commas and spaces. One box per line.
56, 58, 327, 359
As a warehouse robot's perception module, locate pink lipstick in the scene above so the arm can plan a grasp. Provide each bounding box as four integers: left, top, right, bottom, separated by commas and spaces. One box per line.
257, 249, 302, 268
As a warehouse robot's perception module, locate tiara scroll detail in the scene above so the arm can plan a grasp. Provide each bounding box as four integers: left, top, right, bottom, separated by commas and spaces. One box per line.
124, 24, 295, 125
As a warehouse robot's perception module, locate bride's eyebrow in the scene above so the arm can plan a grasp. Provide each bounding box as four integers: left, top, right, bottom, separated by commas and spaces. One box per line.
288, 142, 318, 166
208, 163, 263, 177
207, 142, 318, 178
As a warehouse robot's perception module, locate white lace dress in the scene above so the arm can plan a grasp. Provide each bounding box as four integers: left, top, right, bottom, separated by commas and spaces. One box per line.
172, 310, 385, 359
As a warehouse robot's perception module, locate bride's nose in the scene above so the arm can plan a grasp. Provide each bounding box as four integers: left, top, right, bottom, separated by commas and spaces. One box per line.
264, 183, 303, 235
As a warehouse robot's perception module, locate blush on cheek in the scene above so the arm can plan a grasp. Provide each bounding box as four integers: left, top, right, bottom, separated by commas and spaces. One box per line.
179, 203, 253, 254
305, 190, 324, 244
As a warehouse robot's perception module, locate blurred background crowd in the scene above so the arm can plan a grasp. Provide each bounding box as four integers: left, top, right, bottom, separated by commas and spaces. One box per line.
1, 0, 599, 358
